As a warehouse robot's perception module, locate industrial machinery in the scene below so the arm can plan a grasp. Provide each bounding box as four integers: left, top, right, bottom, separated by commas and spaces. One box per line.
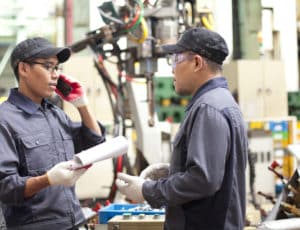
256, 167, 300, 229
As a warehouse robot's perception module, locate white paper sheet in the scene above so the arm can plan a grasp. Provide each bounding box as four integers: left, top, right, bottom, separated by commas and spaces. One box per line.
72, 136, 128, 169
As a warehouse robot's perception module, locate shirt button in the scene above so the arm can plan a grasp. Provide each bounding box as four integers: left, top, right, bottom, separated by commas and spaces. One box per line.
36, 140, 39, 145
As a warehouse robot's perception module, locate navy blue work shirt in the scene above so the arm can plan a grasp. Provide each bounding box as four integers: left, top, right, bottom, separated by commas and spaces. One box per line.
0, 88, 105, 230
143, 77, 248, 230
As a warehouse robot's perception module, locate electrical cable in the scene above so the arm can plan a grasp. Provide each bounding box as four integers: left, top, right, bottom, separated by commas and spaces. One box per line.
201, 14, 213, 30
125, 5, 141, 30
127, 17, 148, 44
124, 0, 144, 32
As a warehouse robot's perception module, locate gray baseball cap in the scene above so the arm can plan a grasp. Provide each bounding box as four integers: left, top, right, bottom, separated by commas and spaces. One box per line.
161, 27, 229, 65
10, 37, 71, 70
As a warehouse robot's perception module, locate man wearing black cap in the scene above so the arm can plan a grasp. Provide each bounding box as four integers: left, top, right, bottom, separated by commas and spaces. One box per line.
0, 37, 105, 229
116, 27, 248, 230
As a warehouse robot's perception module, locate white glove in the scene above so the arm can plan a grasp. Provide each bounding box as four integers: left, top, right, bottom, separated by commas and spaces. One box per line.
46, 161, 87, 187
140, 163, 170, 180
116, 172, 145, 203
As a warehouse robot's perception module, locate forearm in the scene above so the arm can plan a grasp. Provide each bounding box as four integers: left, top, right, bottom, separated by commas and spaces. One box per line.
143, 167, 222, 208
78, 106, 101, 135
24, 174, 50, 198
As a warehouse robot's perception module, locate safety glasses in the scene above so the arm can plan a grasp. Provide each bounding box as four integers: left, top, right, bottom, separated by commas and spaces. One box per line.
24, 61, 62, 75
171, 53, 195, 69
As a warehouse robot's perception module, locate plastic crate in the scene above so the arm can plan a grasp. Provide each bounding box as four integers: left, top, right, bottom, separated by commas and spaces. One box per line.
98, 203, 165, 224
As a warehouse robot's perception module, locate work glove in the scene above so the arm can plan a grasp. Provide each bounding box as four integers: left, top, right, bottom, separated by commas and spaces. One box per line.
46, 161, 87, 187
116, 172, 145, 203
140, 163, 170, 180
55, 74, 88, 108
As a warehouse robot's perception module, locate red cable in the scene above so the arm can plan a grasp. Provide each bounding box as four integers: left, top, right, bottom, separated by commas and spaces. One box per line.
117, 156, 123, 172
125, 5, 141, 29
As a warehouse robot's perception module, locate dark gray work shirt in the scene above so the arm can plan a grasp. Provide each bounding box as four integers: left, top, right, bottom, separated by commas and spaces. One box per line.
0, 88, 105, 230
0, 202, 6, 230
143, 77, 248, 230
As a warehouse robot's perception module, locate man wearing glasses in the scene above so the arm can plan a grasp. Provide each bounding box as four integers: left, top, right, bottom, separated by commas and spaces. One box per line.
0, 37, 105, 229
116, 27, 248, 230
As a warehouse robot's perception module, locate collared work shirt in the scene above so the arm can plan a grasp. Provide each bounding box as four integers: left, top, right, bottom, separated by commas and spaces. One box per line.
0, 89, 105, 230
143, 77, 248, 230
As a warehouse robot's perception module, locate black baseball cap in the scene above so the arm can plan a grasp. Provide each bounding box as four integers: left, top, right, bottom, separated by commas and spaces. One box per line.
161, 27, 229, 65
10, 37, 71, 70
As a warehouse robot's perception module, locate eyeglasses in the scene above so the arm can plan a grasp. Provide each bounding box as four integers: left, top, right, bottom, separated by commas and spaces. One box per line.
171, 53, 194, 69
24, 61, 62, 74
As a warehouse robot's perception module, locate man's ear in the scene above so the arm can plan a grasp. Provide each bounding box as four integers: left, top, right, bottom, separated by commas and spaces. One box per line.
194, 55, 204, 72
18, 62, 29, 77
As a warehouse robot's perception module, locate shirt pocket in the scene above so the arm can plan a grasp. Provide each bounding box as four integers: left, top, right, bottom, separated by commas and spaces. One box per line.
20, 132, 52, 173
59, 129, 75, 161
